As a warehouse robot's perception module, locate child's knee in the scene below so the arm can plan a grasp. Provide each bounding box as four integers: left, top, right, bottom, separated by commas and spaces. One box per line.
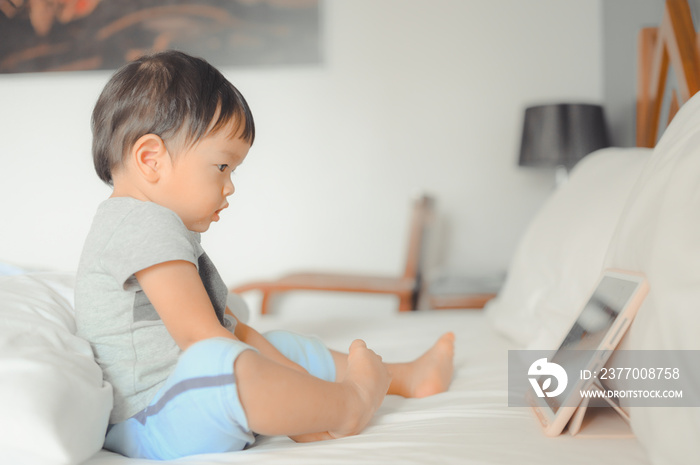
263, 331, 336, 382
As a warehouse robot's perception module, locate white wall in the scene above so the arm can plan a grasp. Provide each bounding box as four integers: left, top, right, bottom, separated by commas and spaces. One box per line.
0, 0, 603, 316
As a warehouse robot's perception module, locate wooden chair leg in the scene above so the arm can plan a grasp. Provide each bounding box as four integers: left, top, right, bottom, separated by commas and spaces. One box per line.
398, 295, 413, 312
261, 291, 274, 315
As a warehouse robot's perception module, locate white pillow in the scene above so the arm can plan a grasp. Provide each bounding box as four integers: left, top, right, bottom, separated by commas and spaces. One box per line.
485, 147, 651, 348
0, 261, 27, 276
603, 92, 700, 465
0, 273, 112, 465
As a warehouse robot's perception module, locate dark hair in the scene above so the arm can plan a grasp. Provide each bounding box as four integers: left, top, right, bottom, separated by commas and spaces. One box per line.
91, 50, 255, 185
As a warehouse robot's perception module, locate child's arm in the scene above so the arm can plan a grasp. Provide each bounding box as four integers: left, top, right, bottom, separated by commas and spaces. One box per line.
135, 260, 238, 350
226, 310, 308, 374
136, 259, 305, 377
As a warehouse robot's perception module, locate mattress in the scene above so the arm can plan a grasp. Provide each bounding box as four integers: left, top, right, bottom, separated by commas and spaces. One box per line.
83, 310, 650, 465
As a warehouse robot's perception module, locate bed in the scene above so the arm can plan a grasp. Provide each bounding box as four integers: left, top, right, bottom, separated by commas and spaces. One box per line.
1, 1, 698, 464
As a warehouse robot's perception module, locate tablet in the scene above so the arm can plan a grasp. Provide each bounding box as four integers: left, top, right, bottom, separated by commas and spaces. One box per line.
527, 269, 649, 437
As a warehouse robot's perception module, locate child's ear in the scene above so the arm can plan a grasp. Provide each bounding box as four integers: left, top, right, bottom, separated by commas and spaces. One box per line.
131, 134, 169, 182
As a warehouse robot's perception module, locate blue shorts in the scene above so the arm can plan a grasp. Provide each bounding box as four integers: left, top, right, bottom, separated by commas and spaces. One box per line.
104, 331, 336, 460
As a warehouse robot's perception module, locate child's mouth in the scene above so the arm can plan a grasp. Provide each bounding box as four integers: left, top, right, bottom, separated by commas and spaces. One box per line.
213, 205, 228, 221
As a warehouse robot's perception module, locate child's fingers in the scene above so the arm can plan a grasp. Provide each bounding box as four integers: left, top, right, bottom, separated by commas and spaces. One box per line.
349, 339, 367, 351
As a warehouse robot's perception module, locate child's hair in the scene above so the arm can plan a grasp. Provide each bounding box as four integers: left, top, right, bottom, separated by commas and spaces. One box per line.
91, 50, 255, 185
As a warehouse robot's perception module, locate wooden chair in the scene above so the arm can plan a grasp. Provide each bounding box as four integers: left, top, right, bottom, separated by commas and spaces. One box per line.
636, 0, 700, 147
231, 194, 435, 314
422, 274, 501, 310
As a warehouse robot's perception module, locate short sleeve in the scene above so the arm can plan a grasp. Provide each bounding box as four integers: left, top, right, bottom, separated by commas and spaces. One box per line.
100, 202, 200, 288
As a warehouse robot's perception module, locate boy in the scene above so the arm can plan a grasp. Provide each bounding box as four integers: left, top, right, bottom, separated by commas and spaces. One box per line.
75, 50, 454, 460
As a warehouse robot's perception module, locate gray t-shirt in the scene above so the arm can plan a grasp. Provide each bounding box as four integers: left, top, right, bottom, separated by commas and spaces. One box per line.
75, 197, 233, 423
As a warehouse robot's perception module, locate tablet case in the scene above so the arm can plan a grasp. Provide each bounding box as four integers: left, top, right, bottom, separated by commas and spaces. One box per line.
568, 381, 632, 438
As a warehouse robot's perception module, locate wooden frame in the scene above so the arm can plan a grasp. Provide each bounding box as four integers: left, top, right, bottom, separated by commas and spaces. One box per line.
231, 195, 435, 314
0, 1, 320, 73
637, 0, 700, 147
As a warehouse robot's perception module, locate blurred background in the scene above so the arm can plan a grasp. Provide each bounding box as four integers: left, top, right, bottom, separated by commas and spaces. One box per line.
0, 0, 670, 317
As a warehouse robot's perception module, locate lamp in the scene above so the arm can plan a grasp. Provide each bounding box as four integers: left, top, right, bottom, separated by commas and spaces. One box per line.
518, 103, 610, 185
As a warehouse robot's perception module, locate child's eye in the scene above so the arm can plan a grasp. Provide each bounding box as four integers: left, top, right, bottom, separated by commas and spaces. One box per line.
217, 164, 228, 172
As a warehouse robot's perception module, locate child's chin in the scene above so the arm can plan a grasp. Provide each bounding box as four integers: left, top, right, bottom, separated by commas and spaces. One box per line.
188, 222, 211, 233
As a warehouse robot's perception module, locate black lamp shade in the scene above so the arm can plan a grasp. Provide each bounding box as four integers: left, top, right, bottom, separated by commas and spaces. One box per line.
518, 103, 610, 170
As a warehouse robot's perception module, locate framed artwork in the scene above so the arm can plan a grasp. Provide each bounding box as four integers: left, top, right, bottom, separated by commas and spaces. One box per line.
0, 0, 321, 74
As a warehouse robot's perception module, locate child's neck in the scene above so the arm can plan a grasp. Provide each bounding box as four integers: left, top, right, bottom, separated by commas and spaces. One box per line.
110, 173, 151, 202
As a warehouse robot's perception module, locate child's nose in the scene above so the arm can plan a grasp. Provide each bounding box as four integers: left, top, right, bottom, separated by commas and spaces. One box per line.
223, 177, 235, 196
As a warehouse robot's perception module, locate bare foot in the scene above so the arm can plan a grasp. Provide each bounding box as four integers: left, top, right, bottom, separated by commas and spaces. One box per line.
390, 332, 455, 398
290, 431, 334, 443
329, 340, 392, 439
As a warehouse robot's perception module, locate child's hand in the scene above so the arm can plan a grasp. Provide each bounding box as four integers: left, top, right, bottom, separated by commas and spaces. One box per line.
330, 340, 391, 439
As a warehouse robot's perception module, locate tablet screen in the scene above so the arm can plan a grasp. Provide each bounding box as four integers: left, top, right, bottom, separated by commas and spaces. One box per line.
536, 275, 639, 413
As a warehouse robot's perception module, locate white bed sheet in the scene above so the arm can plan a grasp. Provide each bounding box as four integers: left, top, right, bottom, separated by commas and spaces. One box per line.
83, 311, 650, 465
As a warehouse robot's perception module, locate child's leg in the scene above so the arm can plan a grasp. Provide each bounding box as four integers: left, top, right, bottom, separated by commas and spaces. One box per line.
105, 337, 390, 459
235, 339, 391, 439
261, 329, 455, 399
263, 330, 336, 382
258, 330, 374, 443
331, 332, 455, 398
